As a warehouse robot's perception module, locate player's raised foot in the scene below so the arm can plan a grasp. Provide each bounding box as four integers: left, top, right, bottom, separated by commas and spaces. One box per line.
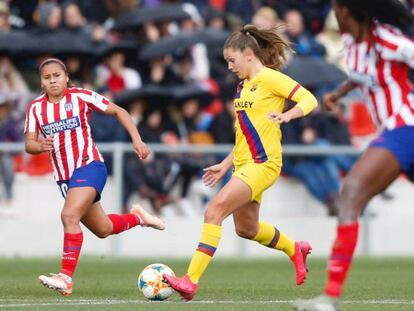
38, 273, 73, 296
163, 274, 198, 301
292, 294, 340, 311
130, 204, 166, 230
290, 241, 312, 285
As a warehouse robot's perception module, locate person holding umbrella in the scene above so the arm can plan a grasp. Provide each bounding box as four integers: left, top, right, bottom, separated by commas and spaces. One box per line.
294, 1, 414, 310
24, 58, 166, 296
163, 24, 318, 300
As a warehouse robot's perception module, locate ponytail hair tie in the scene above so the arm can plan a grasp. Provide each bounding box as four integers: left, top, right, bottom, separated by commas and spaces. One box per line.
240, 28, 250, 36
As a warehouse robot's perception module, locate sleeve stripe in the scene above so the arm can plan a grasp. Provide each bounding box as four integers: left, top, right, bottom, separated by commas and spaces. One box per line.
375, 36, 399, 51
287, 83, 301, 100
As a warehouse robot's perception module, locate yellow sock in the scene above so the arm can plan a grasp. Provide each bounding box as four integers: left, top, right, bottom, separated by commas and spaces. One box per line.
187, 223, 222, 283
253, 222, 295, 257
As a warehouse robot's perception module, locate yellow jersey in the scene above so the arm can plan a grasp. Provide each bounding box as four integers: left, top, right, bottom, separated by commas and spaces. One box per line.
233, 67, 317, 167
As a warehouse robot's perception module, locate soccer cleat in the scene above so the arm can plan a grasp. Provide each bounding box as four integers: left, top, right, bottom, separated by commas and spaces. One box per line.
290, 241, 312, 285
163, 274, 198, 301
38, 273, 73, 296
292, 294, 340, 311
130, 204, 166, 230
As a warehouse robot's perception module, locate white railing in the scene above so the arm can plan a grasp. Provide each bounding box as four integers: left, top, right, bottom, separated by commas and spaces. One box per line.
0, 142, 362, 213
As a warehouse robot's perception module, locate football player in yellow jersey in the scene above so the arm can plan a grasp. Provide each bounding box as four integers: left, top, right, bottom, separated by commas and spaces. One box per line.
164, 24, 318, 300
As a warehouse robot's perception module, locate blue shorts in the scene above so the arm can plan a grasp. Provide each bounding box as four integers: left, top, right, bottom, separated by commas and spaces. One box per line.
370, 126, 414, 181
57, 161, 107, 202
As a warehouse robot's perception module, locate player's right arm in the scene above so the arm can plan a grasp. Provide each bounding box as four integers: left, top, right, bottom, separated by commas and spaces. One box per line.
323, 80, 357, 112
202, 151, 234, 187
25, 133, 54, 154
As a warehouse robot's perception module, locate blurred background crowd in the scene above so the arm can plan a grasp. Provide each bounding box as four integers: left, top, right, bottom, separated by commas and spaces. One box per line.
0, 0, 395, 216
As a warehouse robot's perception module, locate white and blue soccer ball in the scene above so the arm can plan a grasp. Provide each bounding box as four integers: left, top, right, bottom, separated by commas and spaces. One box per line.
137, 263, 175, 301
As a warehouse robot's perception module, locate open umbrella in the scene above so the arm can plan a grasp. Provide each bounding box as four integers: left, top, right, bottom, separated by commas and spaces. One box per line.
8, 30, 98, 56
283, 56, 347, 88
112, 4, 190, 31
0, 30, 33, 54
139, 28, 229, 60
95, 40, 139, 60
170, 82, 215, 107
114, 84, 172, 108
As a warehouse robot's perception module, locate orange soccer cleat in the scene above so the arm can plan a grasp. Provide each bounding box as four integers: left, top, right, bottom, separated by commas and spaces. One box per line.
163, 274, 198, 301
38, 273, 73, 296
290, 241, 312, 285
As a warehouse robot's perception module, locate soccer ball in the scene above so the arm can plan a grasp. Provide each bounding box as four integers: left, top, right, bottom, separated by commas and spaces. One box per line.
137, 263, 175, 301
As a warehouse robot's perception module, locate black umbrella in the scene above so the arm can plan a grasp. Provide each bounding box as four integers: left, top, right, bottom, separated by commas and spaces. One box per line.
170, 82, 214, 106
95, 40, 139, 59
283, 56, 347, 88
139, 28, 229, 60
0, 30, 33, 54
112, 4, 190, 31
114, 84, 172, 108
11, 30, 98, 56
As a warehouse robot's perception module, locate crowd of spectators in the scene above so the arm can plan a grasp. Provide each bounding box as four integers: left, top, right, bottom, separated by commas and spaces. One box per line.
0, 0, 379, 215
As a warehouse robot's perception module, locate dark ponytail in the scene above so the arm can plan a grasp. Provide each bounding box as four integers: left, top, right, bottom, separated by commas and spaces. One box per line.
224, 24, 292, 70
336, 0, 414, 34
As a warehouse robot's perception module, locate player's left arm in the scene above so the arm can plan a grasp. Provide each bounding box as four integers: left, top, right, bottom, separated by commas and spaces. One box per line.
105, 102, 150, 160
267, 71, 318, 123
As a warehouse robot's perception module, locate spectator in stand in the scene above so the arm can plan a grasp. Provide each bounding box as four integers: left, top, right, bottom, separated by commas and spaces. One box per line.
284, 9, 326, 57
316, 10, 347, 70
0, 95, 22, 206
282, 118, 341, 216
33, 2, 62, 32
96, 49, 142, 94
170, 96, 216, 205
0, 56, 31, 121
180, 3, 210, 82
121, 97, 178, 214
0, 1, 10, 32
252, 6, 282, 30
62, 1, 107, 43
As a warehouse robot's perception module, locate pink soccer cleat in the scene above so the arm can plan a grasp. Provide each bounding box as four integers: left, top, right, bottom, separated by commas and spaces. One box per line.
130, 204, 166, 230
38, 273, 73, 296
290, 241, 312, 285
163, 274, 198, 301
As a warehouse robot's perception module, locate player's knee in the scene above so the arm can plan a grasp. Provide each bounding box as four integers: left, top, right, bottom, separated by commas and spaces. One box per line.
94, 228, 111, 239
61, 209, 81, 226
204, 201, 226, 224
341, 176, 365, 205
235, 226, 256, 239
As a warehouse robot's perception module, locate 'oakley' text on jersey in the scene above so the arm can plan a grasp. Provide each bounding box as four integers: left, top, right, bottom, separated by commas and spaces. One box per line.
24, 87, 110, 181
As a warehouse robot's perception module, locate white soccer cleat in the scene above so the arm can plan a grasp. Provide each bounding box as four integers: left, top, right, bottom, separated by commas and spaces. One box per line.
293, 294, 340, 311
38, 273, 73, 296
130, 204, 166, 230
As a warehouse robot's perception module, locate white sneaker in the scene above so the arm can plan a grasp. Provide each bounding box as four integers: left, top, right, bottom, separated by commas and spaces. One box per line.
38, 273, 73, 296
130, 204, 166, 230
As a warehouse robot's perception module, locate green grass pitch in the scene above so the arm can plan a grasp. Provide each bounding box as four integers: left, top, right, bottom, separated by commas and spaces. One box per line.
0, 257, 413, 310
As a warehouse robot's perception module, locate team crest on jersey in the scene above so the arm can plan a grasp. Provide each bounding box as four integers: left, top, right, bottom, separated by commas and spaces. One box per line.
250, 84, 257, 92
64, 102, 73, 111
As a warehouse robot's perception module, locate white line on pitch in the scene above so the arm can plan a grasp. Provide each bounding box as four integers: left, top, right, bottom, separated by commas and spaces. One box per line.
0, 299, 413, 308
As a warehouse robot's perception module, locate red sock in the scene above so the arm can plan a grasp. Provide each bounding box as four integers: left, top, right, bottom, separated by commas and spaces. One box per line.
61, 232, 83, 277
108, 214, 140, 234
324, 222, 359, 297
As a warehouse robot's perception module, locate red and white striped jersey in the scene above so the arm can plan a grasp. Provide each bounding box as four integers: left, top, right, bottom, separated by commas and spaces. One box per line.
343, 21, 414, 130
24, 87, 111, 181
